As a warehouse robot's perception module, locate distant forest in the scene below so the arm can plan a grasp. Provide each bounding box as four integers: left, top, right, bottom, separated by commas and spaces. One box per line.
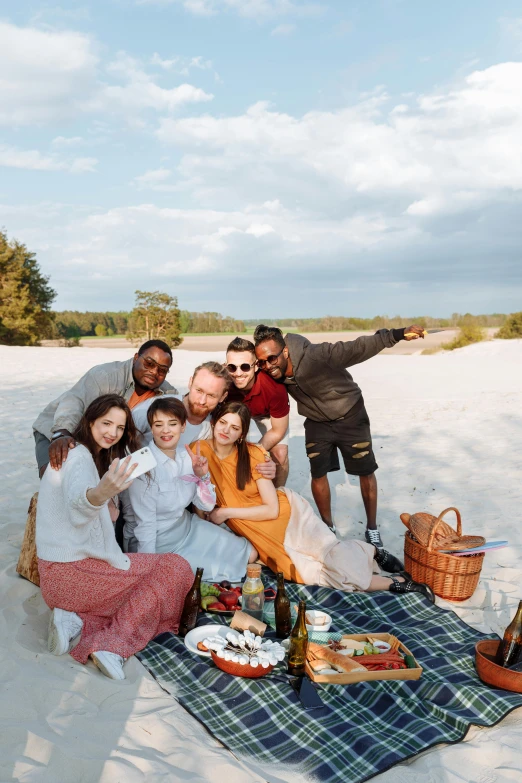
51, 310, 508, 338
243, 313, 508, 332
51, 310, 246, 338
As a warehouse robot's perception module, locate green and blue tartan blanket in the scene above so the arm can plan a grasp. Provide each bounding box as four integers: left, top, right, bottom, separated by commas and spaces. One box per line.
137, 582, 522, 783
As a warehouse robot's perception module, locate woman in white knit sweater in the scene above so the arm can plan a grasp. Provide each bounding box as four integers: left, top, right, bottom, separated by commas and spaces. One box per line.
36, 393, 193, 681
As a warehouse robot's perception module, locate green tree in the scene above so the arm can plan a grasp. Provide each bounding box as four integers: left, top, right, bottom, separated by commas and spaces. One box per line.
0, 231, 56, 345
496, 312, 522, 339
127, 290, 183, 348
94, 323, 107, 337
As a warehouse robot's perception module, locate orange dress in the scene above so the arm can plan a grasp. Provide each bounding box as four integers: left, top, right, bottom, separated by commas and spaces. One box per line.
197, 441, 303, 583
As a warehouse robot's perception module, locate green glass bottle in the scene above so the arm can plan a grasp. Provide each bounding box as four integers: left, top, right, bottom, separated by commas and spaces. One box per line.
274, 572, 292, 639
178, 567, 204, 638
287, 599, 308, 676
497, 600, 522, 668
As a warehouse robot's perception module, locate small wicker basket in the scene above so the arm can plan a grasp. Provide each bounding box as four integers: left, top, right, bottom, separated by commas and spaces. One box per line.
403, 507, 485, 601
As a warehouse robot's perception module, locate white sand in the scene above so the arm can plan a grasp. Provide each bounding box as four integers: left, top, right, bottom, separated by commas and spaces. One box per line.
1, 340, 521, 782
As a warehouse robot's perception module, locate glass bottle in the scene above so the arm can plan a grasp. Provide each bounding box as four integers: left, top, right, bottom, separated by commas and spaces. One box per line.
241, 563, 265, 621
178, 567, 204, 638
497, 600, 522, 668
287, 600, 308, 676
274, 572, 292, 639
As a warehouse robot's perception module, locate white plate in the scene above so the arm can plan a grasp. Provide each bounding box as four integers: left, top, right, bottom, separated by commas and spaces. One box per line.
184, 624, 229, 657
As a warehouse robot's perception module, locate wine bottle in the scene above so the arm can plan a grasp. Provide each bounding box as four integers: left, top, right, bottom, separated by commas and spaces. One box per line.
497, 600, 522, 668
274, 572, 292, 639
287, 600, 308, 676
178, 567, 204, 638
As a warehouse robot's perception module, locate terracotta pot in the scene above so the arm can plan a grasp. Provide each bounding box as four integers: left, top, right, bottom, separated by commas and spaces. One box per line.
211, 651, 275, 679
475, 640, 522, 693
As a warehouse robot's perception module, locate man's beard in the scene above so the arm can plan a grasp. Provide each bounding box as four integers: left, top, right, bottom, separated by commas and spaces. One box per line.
187, 397, 213, 418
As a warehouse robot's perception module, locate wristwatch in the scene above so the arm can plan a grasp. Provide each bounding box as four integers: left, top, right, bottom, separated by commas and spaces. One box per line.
50, 431, 68, 441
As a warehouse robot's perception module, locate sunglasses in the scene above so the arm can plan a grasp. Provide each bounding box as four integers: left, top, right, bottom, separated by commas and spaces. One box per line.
257, 347, 285, 368
141, 356, 170, 376
226, 362, 257, 374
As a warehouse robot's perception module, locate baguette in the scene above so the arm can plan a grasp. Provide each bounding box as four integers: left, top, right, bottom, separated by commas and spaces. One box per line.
308, 642, 367, 673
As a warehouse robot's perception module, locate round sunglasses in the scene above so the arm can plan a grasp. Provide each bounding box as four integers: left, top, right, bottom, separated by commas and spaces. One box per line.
226, 361, 257, 373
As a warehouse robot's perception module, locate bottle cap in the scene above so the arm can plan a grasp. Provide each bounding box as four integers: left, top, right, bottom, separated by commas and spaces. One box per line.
246, 564, 262, 578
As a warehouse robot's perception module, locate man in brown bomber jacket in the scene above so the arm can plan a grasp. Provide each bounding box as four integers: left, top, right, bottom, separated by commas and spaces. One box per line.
253, 324, 425, 549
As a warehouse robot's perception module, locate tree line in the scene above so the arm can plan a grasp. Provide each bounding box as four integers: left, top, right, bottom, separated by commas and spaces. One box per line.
243, 313, 508, 332
1, 230, 521, 347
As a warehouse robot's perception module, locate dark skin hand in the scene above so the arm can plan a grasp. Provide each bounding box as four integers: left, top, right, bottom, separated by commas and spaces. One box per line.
48, 430, 76, 471
402, 325, 425, 341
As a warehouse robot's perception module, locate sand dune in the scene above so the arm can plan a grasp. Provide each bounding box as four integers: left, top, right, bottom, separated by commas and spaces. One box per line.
0, 339, 521, 782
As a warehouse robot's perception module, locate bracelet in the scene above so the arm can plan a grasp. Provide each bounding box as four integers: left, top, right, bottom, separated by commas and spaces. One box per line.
199, 471, 211, 483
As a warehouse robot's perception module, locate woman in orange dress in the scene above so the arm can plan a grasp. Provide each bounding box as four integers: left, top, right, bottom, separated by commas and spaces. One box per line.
195, 401, 434, 599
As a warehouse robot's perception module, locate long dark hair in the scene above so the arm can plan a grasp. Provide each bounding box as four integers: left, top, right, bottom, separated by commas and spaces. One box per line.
73, 394, 140, 477
211, 400, 252, 490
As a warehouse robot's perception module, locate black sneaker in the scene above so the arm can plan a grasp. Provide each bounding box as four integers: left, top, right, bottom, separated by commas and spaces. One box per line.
365, 528, 384, 549
389, 576, 435, 604
374, 549, 404, 574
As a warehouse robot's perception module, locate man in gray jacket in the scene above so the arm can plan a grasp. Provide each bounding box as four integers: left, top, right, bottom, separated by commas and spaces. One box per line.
33, 339, 176, 476
253, 324, 424, 549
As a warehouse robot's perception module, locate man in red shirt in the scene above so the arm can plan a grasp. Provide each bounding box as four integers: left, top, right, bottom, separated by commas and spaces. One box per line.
226, 337, 290, 487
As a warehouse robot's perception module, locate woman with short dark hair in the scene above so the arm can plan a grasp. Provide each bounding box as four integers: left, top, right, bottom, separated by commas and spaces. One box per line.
122, 396, 256, 580
36, 393, 193, 681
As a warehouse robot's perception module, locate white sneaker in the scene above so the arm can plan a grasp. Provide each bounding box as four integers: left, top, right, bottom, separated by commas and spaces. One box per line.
91, 651, 126, 680
48, 608, 83, 656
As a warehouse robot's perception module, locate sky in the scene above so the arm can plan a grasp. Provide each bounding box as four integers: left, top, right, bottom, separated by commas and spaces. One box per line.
1, 1, 522, 319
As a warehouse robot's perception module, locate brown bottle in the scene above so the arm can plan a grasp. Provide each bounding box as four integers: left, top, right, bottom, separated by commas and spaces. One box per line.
287, 600, 308, 676
178, 567, 204, 638
274, 572, 292, 639
497, 600, 522, 668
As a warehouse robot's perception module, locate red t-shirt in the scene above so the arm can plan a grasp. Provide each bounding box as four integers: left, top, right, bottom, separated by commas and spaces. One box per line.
228, 371, 290, 419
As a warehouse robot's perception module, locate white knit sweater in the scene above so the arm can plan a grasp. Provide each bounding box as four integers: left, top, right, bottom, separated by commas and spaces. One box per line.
36, 444, 130, 570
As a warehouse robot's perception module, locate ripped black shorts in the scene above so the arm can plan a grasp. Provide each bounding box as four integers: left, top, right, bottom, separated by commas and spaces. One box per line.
304, 398, 378, 479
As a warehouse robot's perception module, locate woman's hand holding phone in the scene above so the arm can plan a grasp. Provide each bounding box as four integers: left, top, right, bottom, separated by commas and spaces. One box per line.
86, 456, 138, 507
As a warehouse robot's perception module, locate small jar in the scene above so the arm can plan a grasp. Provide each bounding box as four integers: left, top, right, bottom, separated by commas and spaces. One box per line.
241, 564, 265, 621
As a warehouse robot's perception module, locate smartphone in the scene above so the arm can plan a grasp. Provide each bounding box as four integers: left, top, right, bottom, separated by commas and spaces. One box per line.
120, 447, 157, 481
290, 676, 326, 712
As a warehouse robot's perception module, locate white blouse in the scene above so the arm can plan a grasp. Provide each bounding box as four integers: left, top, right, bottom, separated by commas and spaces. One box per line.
122, 441, 216, 554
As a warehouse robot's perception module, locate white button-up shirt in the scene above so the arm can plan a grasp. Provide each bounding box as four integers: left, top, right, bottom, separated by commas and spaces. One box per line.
122, 441, 216, 554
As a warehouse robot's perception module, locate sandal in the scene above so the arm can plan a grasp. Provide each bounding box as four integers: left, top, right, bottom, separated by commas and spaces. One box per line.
389, 575, 435, 604
374, 549, 404, 574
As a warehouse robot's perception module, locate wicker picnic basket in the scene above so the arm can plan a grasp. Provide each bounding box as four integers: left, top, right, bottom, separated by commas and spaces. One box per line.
402, 507, 485, 602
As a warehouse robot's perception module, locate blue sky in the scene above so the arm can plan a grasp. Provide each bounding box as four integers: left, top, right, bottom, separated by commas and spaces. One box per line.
1, 1, 522, 317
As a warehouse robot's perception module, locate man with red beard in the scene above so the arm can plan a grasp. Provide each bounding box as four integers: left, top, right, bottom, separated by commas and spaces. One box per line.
132, 361, 276, 479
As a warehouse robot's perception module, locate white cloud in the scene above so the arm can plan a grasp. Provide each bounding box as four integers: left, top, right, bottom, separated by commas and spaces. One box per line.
0, 23, 213, 127
0, 22, 98, 125
137, 0, 322, 21
133, 167, 173, 188
0, 144, 97, 173
271, 23, 296, 35
52, 136, 85, 147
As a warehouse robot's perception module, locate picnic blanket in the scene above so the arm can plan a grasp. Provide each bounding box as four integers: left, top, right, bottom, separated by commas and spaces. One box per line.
137, 581, 522, 783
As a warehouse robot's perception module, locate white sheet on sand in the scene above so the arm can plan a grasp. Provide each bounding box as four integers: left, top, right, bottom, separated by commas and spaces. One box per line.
1, 340, 521, 783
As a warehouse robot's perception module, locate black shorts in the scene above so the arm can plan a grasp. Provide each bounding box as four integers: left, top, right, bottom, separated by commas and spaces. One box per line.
304, 399, 378, 479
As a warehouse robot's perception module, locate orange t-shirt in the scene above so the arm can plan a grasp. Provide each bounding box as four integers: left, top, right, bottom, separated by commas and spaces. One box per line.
127, 390, 157, 410
197, 440, 302, 583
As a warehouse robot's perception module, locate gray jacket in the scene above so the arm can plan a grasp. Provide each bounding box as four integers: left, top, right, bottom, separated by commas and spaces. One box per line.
283, 330, 401, 422
33, 357, 176, 440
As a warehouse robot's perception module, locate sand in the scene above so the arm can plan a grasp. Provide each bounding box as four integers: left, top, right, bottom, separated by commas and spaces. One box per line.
1, 339, 521, 782
42, 328, 470, 354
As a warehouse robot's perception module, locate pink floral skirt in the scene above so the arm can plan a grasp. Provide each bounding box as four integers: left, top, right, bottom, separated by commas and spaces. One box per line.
38, 554, 193, 663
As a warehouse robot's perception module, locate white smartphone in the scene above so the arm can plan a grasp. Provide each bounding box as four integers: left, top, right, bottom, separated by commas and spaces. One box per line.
120, 447, 157, 481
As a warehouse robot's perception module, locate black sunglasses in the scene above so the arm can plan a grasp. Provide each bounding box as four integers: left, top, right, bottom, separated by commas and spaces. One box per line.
226, 362, 257, 373
257, 347, 285, 368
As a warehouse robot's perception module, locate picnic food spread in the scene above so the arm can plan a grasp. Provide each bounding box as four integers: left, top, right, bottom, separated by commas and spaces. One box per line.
200, 580, 243, 612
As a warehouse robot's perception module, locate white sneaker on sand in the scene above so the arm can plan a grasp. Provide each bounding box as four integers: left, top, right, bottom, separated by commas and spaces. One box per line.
91, 651, 126, 680
48, 608, 83, 656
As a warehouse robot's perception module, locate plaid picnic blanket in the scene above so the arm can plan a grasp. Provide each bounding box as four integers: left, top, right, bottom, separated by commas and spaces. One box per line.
137, 581, 522, 783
